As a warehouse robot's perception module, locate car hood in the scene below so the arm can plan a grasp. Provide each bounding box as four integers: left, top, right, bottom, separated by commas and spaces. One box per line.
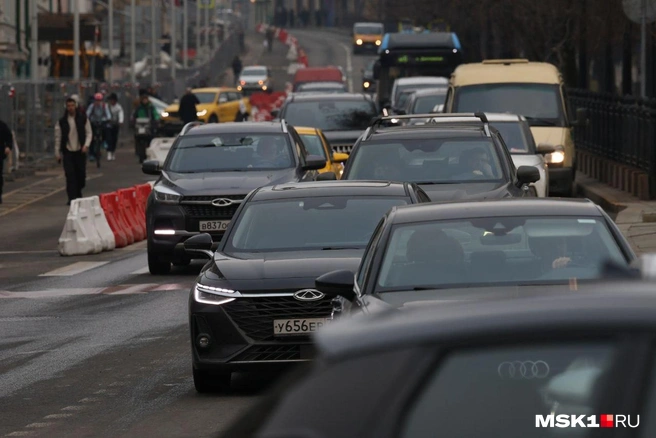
511, 154, 544, 168
211, 249, 363, 281
419, 181, 510, 201
161, 168, 297, 195
322, 130, 365, 145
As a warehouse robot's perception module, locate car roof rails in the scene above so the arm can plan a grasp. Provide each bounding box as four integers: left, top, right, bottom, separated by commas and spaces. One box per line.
280, 118, 288, 133
180, 121, 204, 136
364, 112, 490, 140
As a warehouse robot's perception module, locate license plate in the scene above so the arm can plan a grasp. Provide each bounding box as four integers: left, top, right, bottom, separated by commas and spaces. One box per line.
199, 220, 230, 231
138, 127, 146, 134
273, 318, 330, 336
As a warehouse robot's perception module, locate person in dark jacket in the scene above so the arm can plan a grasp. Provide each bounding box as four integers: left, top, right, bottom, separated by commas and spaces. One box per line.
54, 97, 92, 205
0, 118, 13, 204
179, 88, 200, 125
232, 56, 243, 85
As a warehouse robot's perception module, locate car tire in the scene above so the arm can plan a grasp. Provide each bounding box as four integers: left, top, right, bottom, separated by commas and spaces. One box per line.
193, 368, 231, 393
209, 114, 218, 124
148, 251, 171, 275
172, 258, 191, 267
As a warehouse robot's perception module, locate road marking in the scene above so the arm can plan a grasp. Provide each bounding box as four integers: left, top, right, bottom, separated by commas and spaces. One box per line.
25, 423, 53, 429
5, 432, 36, 436
338, 42, 354, 92
78, 397, 101, 403
60, 406, 84, 411
0, 250, 58, 255
0, 283, 189, 299
43, 414, 73, 419
131, 266, 149, 275
39, 261, 109, 277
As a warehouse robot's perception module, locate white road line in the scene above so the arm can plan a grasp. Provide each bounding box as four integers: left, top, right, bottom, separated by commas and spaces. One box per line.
5, 432, 35, 436
25, 423, 53, 429
0, 250, 58, 255
338, 42, 354, 92
60, 406, 84, 411
43, 414, 73, 419
39, 262, 110, 277
130, 266, 149, 275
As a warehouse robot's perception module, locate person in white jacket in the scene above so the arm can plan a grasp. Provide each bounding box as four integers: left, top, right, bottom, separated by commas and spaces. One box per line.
106, 93, 124, 161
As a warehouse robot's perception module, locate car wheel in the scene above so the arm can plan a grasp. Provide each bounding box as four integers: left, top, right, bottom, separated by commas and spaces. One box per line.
209, 114, 218, 123
148, 251, 171, 275
172, 257, 191, 267
193, 368, 231, 393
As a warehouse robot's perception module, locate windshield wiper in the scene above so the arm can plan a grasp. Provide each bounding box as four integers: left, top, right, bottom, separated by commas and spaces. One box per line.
414, 181, 454, 185
524, 116, 558, 126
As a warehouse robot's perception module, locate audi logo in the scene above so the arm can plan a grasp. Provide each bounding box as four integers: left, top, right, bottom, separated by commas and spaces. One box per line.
211, 198, 240, 207
497, 360, 550, 379
293, 289, 325, 302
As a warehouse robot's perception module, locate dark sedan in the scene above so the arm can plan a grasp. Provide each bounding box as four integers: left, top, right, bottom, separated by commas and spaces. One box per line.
184, 180, 429, 392
316, 198, 637, 314
340, 114, 541, 201
222, 284, 656, 437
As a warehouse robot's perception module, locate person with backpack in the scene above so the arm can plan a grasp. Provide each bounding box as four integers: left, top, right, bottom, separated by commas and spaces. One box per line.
86, 93, 111, 166
132, 92, 159, 163
106, 93, 124, 161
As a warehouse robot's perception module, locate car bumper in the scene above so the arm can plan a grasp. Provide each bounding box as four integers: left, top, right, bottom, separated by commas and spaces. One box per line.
548, 166, 574, 194
189, 293, 334, 373
353, 43, 379, 52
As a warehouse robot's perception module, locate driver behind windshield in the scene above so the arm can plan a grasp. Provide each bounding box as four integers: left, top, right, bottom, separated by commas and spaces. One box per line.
454, 147, 494, 180
252, 136, 292, 168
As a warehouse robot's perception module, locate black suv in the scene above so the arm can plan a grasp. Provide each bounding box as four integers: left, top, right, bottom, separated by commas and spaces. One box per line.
340, 113, 540, 201
275, 93, 378, 155
142, 121, 326, 274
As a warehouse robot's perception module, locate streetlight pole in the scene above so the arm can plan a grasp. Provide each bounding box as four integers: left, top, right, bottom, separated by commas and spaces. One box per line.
197, 0, 201, 66
108, 0, 113, 83
204, 0, 209, 62
74, 0, 80, 82
130, 0, 136, 84
171, 0, 176, 80
151, 0, 157, 86
183, 0, 188, 69
641, 0, 647, 98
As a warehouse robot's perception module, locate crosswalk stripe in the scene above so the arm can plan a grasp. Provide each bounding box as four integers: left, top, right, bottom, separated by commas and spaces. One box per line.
130, 267, 150, 275
0, 283, 188, 299
39, 262, 110, 277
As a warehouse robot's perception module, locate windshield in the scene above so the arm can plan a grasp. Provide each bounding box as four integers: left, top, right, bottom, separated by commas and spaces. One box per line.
242, 67, 267, 76
453, 83, 566, 126
194, 92, 217, 104
490, 121, 534, 154
300, 134, 327, 158
166, 133, 294, 173
413, 94, 446, 114
354, 24, 383, 35
346, 138, 505, 183
282, 100, 377, 131
374, 216, 627, 292
297, 83, 346, 93
226, 197, 409, 252
394, 83, 446, 105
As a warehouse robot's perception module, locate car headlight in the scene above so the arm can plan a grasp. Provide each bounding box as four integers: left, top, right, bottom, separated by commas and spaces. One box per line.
194, 283, 238, 305
356, 39, 363, 45
161, 111, 169, 117
363, 81, 370, 88
197, 109, 207, 117
258, 80, 264, 85
153, 185, 182, 204
375, 40, 381, 46
546, 149, 565, 164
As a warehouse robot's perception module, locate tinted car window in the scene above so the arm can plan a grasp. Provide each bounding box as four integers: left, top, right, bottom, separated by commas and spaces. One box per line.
226, 197, 408, 252
401, 342, 616, 438
453, 83, 565, 125
346, 138, 504, 184
394, 83, 446, 105
354, 24, 383, 34
490, 121, 533, 154
283, 100, 377, 131
375, 216, 628, 291
193, 92, 217, 104
300, 134, 327, 158
242, 66, 267, 76
296, 83, 347, 93
413, 94, 447, 114
167, 133, 293, 172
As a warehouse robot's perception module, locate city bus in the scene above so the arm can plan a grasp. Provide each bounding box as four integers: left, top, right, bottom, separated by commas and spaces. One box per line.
373, 32, 463, 109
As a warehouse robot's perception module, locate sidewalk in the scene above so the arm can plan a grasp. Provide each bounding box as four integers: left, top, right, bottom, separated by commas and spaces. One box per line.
577, 174, 656, 255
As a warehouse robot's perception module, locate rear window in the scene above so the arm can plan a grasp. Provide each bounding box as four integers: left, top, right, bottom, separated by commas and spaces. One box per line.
282, 100, 377, 131
354, 24, 383, 35
490, 121, 534, 154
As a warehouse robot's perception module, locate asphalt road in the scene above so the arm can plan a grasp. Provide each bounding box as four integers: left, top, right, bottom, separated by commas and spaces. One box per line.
0, 29, 355, 438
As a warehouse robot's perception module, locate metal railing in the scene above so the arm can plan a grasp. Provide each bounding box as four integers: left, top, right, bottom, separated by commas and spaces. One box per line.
568, 89, 656, 196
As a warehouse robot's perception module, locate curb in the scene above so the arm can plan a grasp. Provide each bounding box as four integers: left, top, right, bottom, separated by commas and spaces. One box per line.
575, 177, 628, 215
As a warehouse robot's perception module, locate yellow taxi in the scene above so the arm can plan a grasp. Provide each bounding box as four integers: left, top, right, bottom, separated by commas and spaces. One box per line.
352, 22, 384, 54
296, 126, 349, 177
159, 87, 251, 135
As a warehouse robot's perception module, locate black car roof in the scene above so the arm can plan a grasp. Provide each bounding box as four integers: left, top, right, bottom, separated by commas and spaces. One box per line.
250, 181, 413, 201
315, 284, 656, 359
184, 121, 285, 135
388, 198, 601, 224
365, 125, 489, 141
287, 93, 372, 102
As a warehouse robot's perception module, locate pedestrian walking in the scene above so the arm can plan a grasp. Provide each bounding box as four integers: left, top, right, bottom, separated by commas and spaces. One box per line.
234, 100, 249, 122
86, 93, 112, 167
55, 97, 92, 206
265, 27, 274, 52
0, 118, 13, 204
179, 88, 200, 125
106, 93, 124, 161
231, 55, 243, 85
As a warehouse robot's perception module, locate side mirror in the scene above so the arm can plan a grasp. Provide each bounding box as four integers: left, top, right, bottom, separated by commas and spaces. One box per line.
303, 154, 327, 171
316, 171, 337, 181
183, 233, 214, 258
536, 143, 556, 155
333, 152, 349, 163
142, 160, 161, 175
270, 109, 280, 118
517, 165, 540, 185
574, 107, 588, 127
315, 270, 356, 301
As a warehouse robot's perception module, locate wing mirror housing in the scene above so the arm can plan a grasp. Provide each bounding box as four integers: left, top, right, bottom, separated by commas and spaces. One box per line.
315, 270, 356, 301
333, 152, 349, 163
536, 143, 556, 155
183, 233, 214, 258
517, 165, 541, 185
303, 154, 327, 171
142, 159, 161, 175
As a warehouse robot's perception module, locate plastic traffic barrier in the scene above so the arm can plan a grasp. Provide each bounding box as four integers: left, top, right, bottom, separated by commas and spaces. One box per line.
99, 192, 129, 248
146, 137, 176, 164
134, 183, 152, 228
89, 196, 116, 251
118, 188, 146, 242
58, 198, 104, 256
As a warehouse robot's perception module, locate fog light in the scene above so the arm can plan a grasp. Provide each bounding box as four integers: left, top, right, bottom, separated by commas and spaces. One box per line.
197, 334, 212, 349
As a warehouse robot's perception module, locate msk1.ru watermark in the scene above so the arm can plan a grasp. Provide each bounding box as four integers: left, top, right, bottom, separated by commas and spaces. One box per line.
536, 414, 639, 428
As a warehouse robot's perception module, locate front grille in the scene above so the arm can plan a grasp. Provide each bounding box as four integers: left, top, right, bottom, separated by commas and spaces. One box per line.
224, 296, 334, 341
332, 144, 353, 154
183, 204, 240, 219
232, 344, 301, 362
